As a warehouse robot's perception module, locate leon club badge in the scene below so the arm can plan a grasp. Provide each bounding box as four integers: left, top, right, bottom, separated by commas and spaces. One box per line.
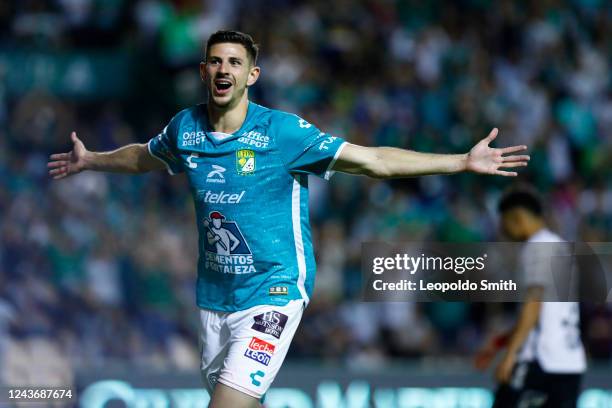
236, 149, 255, 175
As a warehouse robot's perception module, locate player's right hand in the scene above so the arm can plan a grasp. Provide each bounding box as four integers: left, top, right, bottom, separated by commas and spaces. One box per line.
48, 131, 89, 179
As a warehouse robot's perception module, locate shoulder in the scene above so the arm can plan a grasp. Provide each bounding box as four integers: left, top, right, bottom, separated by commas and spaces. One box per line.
246, 103, 293, 126
170, 105, 204, 126
528, 228, 564, 243
245, 103, 310, 135
163, 105, 205, 138
270, 108, 308, 125
266, 108, 318, 136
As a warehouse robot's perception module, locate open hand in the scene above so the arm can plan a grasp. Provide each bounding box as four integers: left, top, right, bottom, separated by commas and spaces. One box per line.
48, 132, 89, 180
466, 128, 529, 176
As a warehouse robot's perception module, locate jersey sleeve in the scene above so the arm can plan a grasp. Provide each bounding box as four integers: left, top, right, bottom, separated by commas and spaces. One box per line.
147, 117, 184, 175
521, 244, 552, 289
274, 112, 346, 180
521, 242, 570, 295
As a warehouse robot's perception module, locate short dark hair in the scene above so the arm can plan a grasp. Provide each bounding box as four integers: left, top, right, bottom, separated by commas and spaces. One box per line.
498, 189, 543, 216
205, 30, 259, 64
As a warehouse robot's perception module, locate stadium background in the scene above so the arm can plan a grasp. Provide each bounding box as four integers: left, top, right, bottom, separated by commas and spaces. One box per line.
0, 0, 610, 407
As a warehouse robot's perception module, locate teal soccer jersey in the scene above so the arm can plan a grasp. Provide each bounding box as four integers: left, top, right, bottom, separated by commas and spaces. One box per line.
148, 102, 346, 311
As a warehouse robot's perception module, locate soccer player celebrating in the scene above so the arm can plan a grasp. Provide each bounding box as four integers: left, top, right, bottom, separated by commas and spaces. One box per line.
475, 189, 586, 408
49, 31, 529, 408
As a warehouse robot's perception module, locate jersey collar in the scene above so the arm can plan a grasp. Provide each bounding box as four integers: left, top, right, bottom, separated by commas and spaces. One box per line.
203, 101, 254, 146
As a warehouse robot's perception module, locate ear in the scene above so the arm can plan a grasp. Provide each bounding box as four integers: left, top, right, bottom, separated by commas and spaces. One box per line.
247, 66, 260, 87
199, 61, 207, 82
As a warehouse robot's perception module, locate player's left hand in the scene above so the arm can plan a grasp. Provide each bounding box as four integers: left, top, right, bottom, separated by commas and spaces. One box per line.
474, 344, 497, 370
466, 128, 529, 176
495, 352, 516, 383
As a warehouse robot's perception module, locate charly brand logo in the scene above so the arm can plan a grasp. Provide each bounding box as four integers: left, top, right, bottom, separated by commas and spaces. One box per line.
249, 371, 265, 387
206, 165, 226, 183
236, 149, 256, 175
186, 153, 199, 169
298, 118, 311, 128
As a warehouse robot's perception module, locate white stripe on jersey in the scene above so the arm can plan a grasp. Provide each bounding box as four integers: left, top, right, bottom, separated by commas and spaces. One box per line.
292, 176, 309, 303
324, 141, 347, 180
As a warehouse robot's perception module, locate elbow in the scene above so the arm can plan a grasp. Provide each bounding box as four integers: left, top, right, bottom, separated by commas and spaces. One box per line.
132, 161, 149, 174
369, 170, 390, 179
363, 159, 392, 179
522, 302, 542, 330
363, 167, 386, 179
135, 144, 156, 173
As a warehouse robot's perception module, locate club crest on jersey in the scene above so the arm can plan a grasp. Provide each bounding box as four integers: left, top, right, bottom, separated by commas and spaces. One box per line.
236, 149, 256, 175
203, 211, 256, 274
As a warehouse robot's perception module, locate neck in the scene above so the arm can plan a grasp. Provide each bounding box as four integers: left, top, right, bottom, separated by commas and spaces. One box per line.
207, 94, 249, 134
525, 219, 546, 239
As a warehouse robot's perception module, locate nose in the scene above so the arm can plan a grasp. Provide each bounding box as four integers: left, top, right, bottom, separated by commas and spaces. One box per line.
218, 61, 229, 74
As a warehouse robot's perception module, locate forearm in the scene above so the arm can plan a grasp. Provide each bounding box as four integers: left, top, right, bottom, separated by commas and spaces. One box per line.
371, 147, 468, 178
84, 143, 158, 173
504, 301, 541, 357
334, 129, 529, 179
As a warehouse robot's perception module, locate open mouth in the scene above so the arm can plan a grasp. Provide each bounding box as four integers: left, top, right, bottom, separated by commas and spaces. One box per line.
214, 79, 233, 94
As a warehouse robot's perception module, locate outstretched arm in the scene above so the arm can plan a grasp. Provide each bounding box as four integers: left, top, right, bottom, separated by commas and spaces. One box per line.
332, 128, 529, 178
48, 132, 165, 179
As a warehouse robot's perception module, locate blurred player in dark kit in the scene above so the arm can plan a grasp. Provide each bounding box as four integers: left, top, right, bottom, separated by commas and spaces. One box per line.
475, 189, 585, 408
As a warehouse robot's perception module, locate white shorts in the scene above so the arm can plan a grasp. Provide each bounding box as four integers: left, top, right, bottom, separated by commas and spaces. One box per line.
198, 299, 305, 399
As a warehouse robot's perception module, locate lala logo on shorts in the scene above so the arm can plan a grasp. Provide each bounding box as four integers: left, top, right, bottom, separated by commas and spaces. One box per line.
251, 311, 288, 339
244, 337, 275, 366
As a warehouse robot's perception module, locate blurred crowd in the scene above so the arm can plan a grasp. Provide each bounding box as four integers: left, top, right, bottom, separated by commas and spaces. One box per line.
1, 0, 612, 385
